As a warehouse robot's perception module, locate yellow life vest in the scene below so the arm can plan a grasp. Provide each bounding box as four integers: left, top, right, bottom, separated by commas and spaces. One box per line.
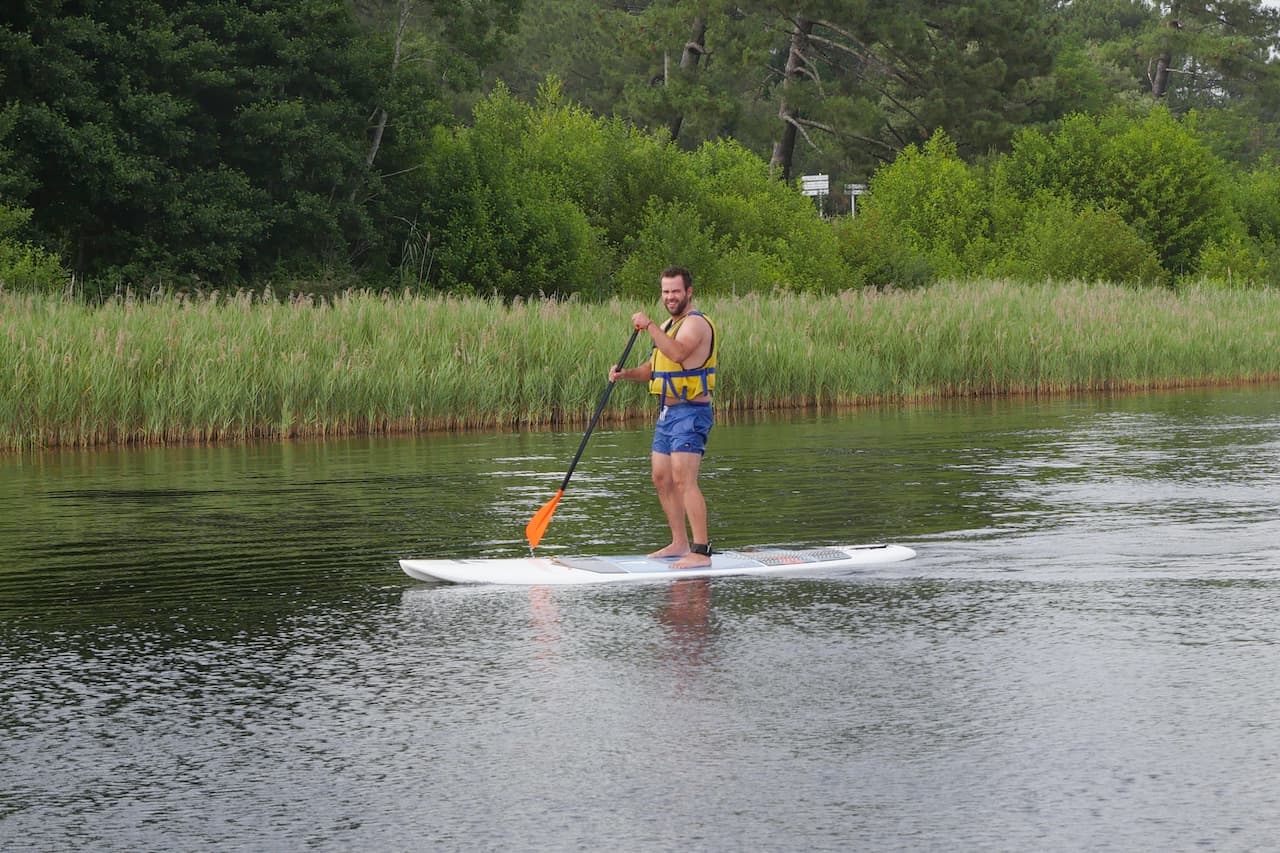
648, 311, 717, 401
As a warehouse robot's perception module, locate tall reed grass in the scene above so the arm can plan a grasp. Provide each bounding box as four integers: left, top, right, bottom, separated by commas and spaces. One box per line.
3, 280, 1279, 450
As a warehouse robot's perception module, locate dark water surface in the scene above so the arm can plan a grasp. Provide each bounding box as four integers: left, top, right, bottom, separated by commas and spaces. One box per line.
3, 387, 1279, 851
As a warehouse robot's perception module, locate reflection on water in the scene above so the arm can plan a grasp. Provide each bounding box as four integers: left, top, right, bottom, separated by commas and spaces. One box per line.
660, 579, 715, 668
3, 385, 1280, 850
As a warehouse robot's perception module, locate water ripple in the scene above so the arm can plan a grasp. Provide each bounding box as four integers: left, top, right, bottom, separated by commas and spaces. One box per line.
5, 389, 1280, 851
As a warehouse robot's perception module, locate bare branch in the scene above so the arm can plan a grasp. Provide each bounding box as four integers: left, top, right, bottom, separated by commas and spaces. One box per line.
787, 115, 898, 156
782, 112, 825, 153
801, 28, 910, 86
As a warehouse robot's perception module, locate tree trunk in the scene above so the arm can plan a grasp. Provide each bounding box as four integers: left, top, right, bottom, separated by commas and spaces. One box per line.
351, 0, 412, 203
1150, 52, 1171, 98
770, 16, 813, 182
667, 14, 709, 142
1150, 2, 1181, 98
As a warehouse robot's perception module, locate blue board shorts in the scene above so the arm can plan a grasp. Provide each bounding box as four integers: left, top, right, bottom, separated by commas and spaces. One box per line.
652, 402, 713, 455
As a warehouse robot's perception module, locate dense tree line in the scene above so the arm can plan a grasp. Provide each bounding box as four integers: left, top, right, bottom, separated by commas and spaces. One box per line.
0, 0, 518, 291
492, 1, 1280, 174
2, 1, 1280, 296
847, 107, 1275, 287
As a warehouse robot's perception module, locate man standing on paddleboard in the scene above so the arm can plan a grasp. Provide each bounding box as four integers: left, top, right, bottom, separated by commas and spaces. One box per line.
609, 266, 718, 569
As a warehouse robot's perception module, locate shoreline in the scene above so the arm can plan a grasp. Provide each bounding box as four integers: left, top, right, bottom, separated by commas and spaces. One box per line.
6, 280, 1280, 452
6, 374, 1278, 454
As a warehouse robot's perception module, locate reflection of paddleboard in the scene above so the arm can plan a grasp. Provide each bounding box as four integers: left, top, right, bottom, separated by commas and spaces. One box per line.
399, 544, 916, 586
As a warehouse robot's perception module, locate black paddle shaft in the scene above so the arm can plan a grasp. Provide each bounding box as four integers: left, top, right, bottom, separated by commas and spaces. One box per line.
558, 326, 643, 491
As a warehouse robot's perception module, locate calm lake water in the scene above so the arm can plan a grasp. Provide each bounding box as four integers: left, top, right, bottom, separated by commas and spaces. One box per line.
3, 386, 1279, 851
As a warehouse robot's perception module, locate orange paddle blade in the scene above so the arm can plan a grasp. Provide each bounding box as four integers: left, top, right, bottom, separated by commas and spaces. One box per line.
525, 489, 564, 550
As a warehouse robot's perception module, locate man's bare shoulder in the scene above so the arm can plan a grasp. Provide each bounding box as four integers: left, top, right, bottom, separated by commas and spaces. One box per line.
677, 312, 713, 339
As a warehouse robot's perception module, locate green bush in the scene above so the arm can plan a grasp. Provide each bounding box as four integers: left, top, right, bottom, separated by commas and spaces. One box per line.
1230, 163, 1280, 247
616, 200, 720, 297
0, 205, 68, 294
1186, 105, 1280, 167
0, 240, 69, 294
997, 116, 1105, 202
858, 131, 993, 278
714, 248, 799, 294
519, 81, 690, 252
416, 92, 611, 298
998, 107, 1235, 277
685, 139, 850, 292
1102, 108, 1234, 276
1195, 234, 1275, 288
1192, 162, 1280, 287
418, 85, 850, 299
991, 194, 1166, 285
832, 208, 932, 289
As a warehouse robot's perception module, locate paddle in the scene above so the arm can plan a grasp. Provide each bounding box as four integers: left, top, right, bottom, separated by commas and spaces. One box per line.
526, 326, 643, 551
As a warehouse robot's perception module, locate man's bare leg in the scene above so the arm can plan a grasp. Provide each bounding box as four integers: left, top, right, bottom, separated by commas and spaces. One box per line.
669, 451, 711, 569
647, 451, 690, 558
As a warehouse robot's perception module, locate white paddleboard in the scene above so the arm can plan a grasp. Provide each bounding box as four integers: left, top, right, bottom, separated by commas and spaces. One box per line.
400, 544, 916, 586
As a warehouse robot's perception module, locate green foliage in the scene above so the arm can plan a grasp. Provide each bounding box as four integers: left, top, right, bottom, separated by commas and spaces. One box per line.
487, 0, 1280, 205
616, 200, 721, 297
0, 242, 68, 295
8, 3, 1280, 299
488, 0, 1072, 182
1141, 1, 1280, 108
1056, 0, 1157, 100
840, 110, 1248, 288
1189, 161, 1280, 286
0, 0, 495, 288
0, 205, 68, 294
416, 85, 850, 298
1100, 109, 1234, 275
1229, 162, 1280, 247
989, 194, 1166, 285
832, 208, 931, 289
678, 139, 852, 293
869, 0, 1063, 158
858, 132, 993, 279
414, 88, 612, 298
1047, 41, 1135, 118
518, 82, 691, 251
1059, 0, 1280, 118
1189, 105, 1280, 167
996, 107, 1235, 277
1195, 234, 1275, 288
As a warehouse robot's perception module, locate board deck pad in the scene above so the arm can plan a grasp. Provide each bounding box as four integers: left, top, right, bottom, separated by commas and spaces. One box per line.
555, 548, 858, 574
400, 544, 915, 586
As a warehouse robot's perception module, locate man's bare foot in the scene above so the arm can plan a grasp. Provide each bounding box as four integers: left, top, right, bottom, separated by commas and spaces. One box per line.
648, 544, 689, 559
671, 552, 712, 569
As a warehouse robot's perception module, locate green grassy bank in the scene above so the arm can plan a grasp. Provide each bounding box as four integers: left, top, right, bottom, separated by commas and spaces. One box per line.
3, 280, 1280, 450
